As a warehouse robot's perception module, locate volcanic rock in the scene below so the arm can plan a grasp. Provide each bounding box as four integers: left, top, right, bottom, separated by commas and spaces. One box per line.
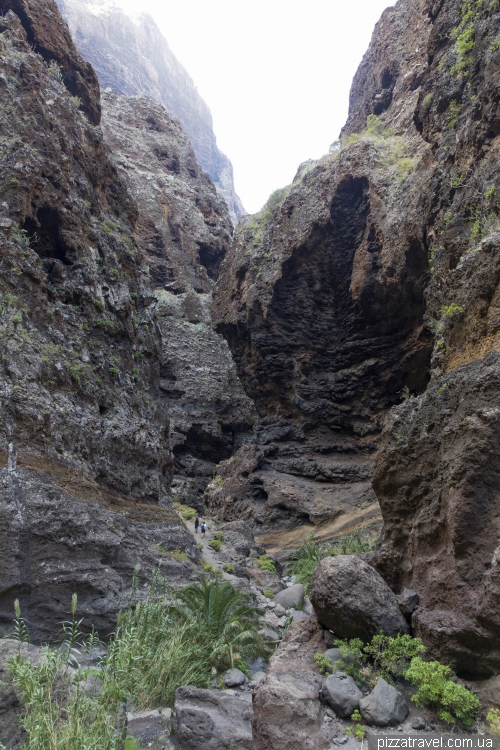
323, 672, 363, 718
359, 678, 409, 727
173, 685, 253, 750
309, 555, 408, 641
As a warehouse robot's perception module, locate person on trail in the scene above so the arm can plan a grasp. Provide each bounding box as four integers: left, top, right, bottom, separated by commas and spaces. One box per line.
194, 517, 199, 533
201, 522, 206, 537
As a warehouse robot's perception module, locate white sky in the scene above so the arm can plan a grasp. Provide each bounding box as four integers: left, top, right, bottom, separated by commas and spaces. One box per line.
112, 0, 392, 214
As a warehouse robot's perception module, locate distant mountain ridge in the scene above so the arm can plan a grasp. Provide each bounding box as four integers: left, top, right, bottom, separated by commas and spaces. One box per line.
55, 0, 245, 225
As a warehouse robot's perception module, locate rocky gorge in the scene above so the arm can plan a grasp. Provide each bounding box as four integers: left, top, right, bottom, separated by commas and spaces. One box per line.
0, 0, 499, 747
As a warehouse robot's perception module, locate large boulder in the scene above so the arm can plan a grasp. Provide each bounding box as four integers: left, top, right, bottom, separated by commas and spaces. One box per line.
359, 678, 409, 727
309, 556, 408, 641
223, 668, 247, 687
253, 618, 343, 750
274, 584, 305, 610
323, 672, 363, 718
173, 685, 253, 750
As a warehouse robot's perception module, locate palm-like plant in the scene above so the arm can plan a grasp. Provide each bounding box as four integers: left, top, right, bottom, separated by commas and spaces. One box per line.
170, 576, 273, 670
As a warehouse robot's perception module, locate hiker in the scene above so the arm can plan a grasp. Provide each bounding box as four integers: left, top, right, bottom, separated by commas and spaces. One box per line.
201, 522, 206, 537
194, 517, 199, 533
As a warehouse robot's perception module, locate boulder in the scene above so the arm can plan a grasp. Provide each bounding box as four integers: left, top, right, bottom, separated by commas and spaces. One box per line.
174, 685, 253, 750
274, 584, 305, 610
309, 556, 408, 641
126, 708, 171, 749
359, 678, 409, 727
323, 672, 363, 718
397, 589, 420, 616
223, 668, 247, 687
250, 671, 266, 687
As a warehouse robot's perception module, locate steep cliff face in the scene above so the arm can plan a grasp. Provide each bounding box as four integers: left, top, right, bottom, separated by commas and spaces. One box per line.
55, 0, 245, 225
208, 1, 434, 549
100, 92, 255, 508
0, 0, 240, 639
212, 0, 500, 677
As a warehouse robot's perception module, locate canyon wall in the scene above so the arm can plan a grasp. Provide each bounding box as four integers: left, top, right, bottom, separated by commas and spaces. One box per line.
55, 0, 245, 225
211, 0, 500, 677
0, 0, 247, 639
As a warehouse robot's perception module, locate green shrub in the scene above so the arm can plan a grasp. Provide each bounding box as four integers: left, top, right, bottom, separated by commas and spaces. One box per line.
441, 303, 464, 318
94, 298, 105, 311
208, 539, 221, 552
314, 652, 333, 675
169, 576, 272, 670
223, 563, 235, 574
364, 633, 426, 679
488, 708, 500, 733
255, 555, 276, 574
213, 531, 224, 542
173, 502, 197, 522
262, 589, 274, 600
202, 562, 215, 573
197, 542, 204, 550
404, 657, 480, 727
334, 638, 366, 683
170, 549, 187, 562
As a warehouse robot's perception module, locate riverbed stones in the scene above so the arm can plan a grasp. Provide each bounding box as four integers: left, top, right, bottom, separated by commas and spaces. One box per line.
274, 584, 305, 610
323, 672, 363, 718
359, 678, 409, 726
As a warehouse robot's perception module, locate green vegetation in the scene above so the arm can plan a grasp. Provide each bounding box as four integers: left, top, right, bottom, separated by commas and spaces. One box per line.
346, 710, 366, 741
170, 549, 187, 562
94, 298, 105, 312
169, 575, 272, 670
173, 502, 197, 522
441, 303, 464, 318
314, 652, 333, 675
213, 531, 224, 542
422, 93, 433, 112
450, 0, 481, 77
333, 638, 366, 683
208, 539, 221, 552
47, 60, 63, 80
312, 632, 479, 728
488, 708, 500, 733
404, 657, 480, 727
70, 96, 82, 109
445, 100, 462, 130
255, 555, 276, 574
202, 562, 215, 574
10, 178, 19, 187
485, 186, 496, 199
7, 574, 273, 748
262, 589, 274, 600
288, 531, 377, 592
364, 633, 426, 680
223, 563, 235, 574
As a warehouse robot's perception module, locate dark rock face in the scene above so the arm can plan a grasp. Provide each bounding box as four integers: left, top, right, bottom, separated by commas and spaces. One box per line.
309, 555, 408, 641
209, 7, 434, 540
0, 467, 196, 640
173, 685, 253, 750
252, 617, 342, 750
100, 93, 255, 508
0, 0, 100, 124
0, 2, 214, 638
56, 0, 245, 223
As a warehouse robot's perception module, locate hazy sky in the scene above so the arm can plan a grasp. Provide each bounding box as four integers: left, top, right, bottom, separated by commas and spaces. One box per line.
113, 0, 392, 213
